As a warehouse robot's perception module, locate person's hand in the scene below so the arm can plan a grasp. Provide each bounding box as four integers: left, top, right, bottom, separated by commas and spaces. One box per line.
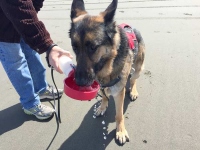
49, 46, 73, 73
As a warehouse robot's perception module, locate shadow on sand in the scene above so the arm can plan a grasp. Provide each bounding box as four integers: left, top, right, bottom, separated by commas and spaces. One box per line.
59, 93, 133, 150
0, 103, 53, 136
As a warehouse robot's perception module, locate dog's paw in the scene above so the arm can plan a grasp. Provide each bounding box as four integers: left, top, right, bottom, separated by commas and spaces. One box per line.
129, 91, 138, 101
94, 105, 107, 116
116, 128, 130, 145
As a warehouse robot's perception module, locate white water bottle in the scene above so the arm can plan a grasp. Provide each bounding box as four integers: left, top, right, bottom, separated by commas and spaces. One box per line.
59, 56, 73, 77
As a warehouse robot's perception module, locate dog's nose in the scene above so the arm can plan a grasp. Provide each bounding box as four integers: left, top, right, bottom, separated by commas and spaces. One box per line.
75, 72, 94, 86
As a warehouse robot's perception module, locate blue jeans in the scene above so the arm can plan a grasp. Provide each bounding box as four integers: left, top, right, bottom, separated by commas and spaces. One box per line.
0, 39, 48, 109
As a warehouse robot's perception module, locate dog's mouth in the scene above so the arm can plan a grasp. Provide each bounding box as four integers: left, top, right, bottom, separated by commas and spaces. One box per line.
75, 78, 94, 87
74, 57, 110, 86
74, 70, 95, 86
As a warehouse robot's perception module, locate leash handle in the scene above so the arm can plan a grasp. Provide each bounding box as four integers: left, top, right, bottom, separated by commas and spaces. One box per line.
46, 44, 58, 68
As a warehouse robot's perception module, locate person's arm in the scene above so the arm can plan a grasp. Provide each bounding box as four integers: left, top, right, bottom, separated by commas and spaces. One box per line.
0, 0, 52, 54
0, 0, 73, 73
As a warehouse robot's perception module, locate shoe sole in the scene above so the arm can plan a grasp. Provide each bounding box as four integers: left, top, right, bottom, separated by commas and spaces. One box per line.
24, 110, 55, 120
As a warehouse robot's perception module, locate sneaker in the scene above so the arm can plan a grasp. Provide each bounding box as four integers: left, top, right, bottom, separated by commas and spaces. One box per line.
39, 84, 63, 100
23, 104, 55, 120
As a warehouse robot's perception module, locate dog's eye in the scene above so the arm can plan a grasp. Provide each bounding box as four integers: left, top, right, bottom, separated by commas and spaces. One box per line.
90, 45, 98, 51
91, 45, 96, 50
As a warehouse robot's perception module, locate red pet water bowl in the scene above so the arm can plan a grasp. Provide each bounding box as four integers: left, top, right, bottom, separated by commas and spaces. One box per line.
64, 70, 100, 100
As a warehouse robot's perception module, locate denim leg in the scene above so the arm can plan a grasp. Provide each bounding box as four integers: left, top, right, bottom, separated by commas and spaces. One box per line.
20, 39, 48, 94
0, 42, 40, 109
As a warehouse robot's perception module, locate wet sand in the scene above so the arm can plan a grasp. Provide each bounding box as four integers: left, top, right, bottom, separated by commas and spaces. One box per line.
1, 0, 200, 149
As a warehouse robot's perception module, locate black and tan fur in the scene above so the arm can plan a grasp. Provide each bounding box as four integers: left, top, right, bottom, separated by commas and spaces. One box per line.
69, 0, 145, 144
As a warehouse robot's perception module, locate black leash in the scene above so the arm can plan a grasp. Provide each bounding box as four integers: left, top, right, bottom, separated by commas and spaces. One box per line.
45, 45, 62, 149
45, 43, 61, 122
46, 101, 60, 150
51, 67, 61, 123
46, 67, 61, 150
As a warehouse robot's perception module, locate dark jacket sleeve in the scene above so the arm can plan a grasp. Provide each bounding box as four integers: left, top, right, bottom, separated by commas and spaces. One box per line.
0, 0, 53, 54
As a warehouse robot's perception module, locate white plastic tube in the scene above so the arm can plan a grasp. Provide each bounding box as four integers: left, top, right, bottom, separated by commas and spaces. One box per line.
59, 56, 73, 77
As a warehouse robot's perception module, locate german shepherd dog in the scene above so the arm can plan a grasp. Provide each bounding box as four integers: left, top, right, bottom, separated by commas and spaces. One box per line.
69, 0, 145, 144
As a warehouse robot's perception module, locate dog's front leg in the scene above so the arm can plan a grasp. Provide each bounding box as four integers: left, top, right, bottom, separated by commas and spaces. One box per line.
94, 89, 108, 116
113, 87, 129, 144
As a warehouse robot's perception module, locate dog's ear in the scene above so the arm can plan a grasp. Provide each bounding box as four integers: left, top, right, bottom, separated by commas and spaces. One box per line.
71, 0, 87, 20
100, 0, 118, 39
101, 0, 118, 25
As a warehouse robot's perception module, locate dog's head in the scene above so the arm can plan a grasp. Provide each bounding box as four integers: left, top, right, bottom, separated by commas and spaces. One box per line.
69, 0, 119, 86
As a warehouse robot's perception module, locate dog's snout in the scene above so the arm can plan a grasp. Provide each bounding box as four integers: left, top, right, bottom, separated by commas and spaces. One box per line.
75, 70, 95, 86
75, 77, 90, 86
